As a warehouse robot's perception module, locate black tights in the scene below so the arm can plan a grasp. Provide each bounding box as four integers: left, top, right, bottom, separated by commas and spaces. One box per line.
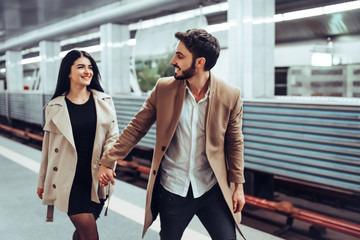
69, 213, 99, 240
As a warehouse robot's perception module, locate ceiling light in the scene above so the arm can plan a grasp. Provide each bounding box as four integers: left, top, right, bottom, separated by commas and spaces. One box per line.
324, 1, 360, 14
21, 56, 42, 65
282, 7, 323, 21
129, 2, 228, 31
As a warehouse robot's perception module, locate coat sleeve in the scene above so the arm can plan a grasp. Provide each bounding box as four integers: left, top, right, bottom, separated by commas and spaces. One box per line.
101, 98, 120, 169
99, 84, 158, 168
38, 108, 50, 189
225, 89, 245, 184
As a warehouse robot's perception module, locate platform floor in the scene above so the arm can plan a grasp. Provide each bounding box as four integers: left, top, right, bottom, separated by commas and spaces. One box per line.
0, 135, 283, 240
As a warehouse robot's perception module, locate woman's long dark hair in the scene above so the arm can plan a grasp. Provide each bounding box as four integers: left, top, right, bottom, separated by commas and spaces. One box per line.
51, 50, 104, 100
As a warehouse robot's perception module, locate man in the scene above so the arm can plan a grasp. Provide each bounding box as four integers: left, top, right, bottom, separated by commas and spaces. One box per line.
98, 29, 246, 240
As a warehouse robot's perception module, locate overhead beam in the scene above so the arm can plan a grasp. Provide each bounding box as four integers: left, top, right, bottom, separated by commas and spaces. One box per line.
0, 0, 199, 53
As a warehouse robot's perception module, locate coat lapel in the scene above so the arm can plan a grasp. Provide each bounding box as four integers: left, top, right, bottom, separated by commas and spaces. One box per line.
92, 95, 101, 157
50, 97, 76, 149
91, 90, 110, 159
154, 79, 186, 167
171, 81, 187, 134
206, 72, 217, 142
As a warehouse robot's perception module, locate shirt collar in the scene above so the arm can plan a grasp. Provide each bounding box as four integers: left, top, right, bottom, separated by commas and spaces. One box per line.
185, 84, 210, 103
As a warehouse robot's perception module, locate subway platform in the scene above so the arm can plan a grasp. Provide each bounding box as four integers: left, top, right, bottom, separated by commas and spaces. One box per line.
0, 135, 283, 240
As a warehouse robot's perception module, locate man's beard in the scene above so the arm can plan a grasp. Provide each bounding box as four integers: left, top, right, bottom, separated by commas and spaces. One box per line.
174, 61, 196, 80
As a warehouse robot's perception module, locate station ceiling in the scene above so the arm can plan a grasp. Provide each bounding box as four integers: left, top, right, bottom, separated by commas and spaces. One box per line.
0, 0, 360, 49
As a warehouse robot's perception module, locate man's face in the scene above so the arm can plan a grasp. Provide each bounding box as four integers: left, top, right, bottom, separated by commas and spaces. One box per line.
170, 41, 196, 80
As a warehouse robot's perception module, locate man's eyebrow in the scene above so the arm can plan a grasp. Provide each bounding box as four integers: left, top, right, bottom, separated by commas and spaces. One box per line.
176, 51, 185, 56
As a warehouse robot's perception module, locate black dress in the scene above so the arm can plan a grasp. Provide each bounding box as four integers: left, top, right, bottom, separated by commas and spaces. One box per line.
66, 93, 104, 217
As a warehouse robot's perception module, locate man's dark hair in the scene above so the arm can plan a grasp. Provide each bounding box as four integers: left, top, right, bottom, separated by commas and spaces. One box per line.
175, 29, 220, 71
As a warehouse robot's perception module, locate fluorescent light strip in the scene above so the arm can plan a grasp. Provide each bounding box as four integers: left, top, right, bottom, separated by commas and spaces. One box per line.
20, 1, 227, 64
18, 0, 360, 64
282, 7, 324, 21
129, 2, 228, 31
210, 0, 360, 31
25, 39, 136, 64
60, 32, 100, 46
324, 0, 360, 14
129, 1, 360, 29
207, 21, 237, 32
21, 56, 42, 65
276, 0, 360, 22
21, 47, 40, 56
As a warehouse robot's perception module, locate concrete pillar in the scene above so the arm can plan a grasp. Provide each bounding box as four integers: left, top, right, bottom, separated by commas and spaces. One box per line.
39, 40, 61, 93
228, 0, 275, 98
100, 23, 130, 95
5, 51, 23, 91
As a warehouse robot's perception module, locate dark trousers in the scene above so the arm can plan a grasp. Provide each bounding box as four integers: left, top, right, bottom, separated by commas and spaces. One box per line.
158, 183, 236, 240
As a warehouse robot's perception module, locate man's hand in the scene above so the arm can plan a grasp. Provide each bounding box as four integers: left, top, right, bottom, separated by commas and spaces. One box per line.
232, 183, 245, 213
97, 165, 116, 187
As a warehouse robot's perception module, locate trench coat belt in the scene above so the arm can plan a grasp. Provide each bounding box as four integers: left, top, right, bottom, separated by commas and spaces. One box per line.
46, 205, 54, 222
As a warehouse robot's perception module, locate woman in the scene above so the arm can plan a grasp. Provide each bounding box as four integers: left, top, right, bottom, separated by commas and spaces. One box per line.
37, 50, 119, 240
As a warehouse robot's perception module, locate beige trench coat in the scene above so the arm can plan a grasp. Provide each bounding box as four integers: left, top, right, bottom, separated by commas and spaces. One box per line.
38, 89, 119, 218
100, 73, 245, 238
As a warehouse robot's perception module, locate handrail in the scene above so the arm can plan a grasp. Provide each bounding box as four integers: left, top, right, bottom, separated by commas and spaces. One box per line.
245, 195, 360, 238
0, 123, 44, 142
117, 159, 150, 175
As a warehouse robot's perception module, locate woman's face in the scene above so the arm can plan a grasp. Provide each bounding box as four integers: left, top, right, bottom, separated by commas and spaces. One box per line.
68, 57, 93, 87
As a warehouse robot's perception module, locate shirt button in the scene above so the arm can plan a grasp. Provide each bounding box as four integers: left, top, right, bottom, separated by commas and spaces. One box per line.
161, 146, 166, 151
53, 167, 58, 171
52, 184, 56, 189
54, 148, 59, 153
153, 170, 156, 175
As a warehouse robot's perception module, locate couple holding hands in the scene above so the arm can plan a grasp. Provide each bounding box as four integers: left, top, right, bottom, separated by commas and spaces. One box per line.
37, 29, 245, 240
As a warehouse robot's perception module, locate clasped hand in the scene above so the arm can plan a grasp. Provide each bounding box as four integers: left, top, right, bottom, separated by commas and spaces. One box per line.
97, 165, 116, 187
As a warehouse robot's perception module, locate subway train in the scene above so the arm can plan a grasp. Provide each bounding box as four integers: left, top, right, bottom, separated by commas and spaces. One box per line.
1, 76, 359, 207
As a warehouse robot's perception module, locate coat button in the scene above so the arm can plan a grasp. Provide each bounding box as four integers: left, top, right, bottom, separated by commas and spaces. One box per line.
52, 184, 56, 189
54, 148, 58, 153
153, 170, 156, 175
161, 146, 166, 151
53, 167, 58, 171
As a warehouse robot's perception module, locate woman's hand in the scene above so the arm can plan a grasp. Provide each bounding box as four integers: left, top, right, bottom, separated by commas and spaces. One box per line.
97, 165, 116, 187
37, 187, 44, 199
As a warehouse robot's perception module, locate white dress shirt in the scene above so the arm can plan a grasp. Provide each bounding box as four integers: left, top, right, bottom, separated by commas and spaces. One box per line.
160, 84, 217, 198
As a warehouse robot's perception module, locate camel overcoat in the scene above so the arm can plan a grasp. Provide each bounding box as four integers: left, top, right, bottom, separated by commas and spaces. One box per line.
38, 89, 119, 218
100, 73, 245, 238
